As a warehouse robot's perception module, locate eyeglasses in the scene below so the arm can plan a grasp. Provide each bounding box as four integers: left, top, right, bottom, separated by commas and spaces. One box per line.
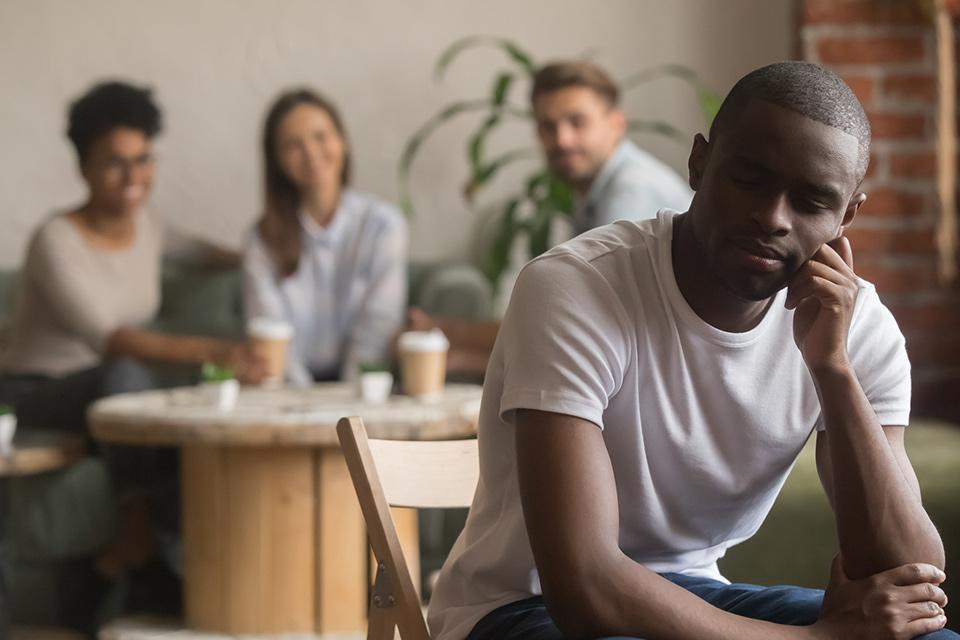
93, 153, 155, 175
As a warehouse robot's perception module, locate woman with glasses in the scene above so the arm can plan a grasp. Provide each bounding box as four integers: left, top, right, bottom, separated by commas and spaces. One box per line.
0, 81, 266, 432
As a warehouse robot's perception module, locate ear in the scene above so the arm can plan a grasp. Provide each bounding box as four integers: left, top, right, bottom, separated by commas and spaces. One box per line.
841, 191, 866, 233
609, 107, 627, 139
688, 133, 709, 191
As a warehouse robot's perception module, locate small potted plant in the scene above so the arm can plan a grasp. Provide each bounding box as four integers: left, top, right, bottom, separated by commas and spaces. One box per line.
200, 363, 240, 412
0, 404, 16, 457
357, 362, 394, 405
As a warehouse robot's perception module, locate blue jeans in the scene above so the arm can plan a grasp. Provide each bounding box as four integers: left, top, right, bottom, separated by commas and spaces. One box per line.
466, 573, 959, 639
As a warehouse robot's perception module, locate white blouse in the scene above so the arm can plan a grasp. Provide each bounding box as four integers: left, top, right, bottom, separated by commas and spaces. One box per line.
242, 190, 408, 385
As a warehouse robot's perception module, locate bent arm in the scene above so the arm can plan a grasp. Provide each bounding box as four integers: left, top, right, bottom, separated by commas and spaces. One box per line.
815, 368, 945, 578
105, 326, 230, 365
516, 408, 813, 640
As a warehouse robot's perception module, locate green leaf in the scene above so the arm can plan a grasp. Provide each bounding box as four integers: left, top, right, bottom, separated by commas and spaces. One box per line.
468, 113, 501, 169
620, 63, 723, 126
435, 35, 535, 82
626, 118, 688, 144
492, 72, 513, 106
468, 148, 537, 193
0, 404, 13, 416
546, 174, 574, 216
526, 204, 554, 259
481, 198, 522, 285
201, 362, 235, 382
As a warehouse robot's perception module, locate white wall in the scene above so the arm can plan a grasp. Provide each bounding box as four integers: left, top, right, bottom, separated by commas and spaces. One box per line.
0, 0, 795, 267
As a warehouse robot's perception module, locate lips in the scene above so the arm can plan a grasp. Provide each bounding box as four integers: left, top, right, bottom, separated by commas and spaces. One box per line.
729, 238, 786, 273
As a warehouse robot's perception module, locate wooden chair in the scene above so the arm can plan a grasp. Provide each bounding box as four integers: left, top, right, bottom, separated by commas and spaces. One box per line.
336, 416, 479, 640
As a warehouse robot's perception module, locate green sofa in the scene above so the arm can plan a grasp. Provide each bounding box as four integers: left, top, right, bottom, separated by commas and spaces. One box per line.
0, 259, 494, 628
719, 420, 960, 609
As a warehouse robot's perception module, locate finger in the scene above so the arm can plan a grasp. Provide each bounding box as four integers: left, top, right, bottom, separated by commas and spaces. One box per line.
827, 235, 855, 270
902, 583, 948, 607
785, 276, 844, 310
811, 241, 856, 278
888, 563, 947, 587
902, 600, 946, 622
903, 613, 947, 637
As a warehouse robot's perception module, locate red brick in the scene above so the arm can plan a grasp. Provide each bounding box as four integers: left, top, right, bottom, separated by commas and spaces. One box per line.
889, 151, 937, 178
846, 226, 935, 255
855, 260, 938, 293
804, 0, 927, 25
860, 187, 927, 217
840, 74, 875, 105
867, 111, 927, 139
913, 375, 960, 422
817, 36, 926, 65
884, 74, 937, 101
888, 300, 960, 331
904, 332, 960, 368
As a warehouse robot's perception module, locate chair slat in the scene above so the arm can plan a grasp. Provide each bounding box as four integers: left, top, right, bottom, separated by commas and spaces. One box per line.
367, 438, 478, 509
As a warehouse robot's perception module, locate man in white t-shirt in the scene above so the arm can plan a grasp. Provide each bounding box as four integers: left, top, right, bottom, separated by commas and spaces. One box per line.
428, 62, 955, 640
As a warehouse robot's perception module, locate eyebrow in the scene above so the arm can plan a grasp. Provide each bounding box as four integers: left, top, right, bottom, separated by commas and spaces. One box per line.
730, 155, 845, 202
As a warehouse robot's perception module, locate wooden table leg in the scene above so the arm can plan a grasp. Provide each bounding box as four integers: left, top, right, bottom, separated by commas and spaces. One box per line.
181, 445, 316, 634
315, 447, 367, 634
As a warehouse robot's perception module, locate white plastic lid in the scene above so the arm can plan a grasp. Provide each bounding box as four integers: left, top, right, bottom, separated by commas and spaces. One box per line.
398, 329, 450, 352
247, 317, 294, 340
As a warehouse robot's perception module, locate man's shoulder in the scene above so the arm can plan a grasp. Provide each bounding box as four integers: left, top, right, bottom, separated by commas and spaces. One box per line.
612, 141, 690, 189
542, 217, 661, 269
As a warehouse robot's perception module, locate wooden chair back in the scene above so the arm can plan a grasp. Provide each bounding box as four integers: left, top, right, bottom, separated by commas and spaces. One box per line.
336, 416, 479, 640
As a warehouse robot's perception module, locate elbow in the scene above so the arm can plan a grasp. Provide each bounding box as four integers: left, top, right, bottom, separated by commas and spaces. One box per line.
539, 557, 628, 639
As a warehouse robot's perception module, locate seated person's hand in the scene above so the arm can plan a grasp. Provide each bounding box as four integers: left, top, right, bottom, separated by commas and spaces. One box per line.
811, 556, 948, 639
407, 307, 442, 332
213, 341, 269, 385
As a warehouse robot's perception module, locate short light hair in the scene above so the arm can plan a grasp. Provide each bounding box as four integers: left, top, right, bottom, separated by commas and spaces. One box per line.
531, 60, 620, 107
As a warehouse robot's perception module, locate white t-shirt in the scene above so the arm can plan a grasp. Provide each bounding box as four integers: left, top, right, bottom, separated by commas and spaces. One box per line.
427, 210, 911, 640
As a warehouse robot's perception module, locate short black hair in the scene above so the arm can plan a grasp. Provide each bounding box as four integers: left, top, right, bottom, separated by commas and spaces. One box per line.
67, 81, 162, 162
710, 61, 871, 181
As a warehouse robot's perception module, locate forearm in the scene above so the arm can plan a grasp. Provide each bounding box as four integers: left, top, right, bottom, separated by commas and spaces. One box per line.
105, 327, 226, 366
556, 553, 813, 640
814, 364, 944, 576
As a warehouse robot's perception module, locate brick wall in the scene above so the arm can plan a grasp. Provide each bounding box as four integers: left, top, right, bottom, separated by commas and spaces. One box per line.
801, 0, 960, 421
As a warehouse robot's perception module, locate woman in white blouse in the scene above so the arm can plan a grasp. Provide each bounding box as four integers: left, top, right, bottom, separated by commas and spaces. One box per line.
243, 89, 408, 384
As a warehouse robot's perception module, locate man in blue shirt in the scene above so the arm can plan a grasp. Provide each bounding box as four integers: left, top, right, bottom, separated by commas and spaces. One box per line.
531, 60, 693, 234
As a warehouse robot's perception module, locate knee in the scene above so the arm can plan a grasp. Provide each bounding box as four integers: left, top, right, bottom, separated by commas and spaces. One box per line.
101, 357, 157, 395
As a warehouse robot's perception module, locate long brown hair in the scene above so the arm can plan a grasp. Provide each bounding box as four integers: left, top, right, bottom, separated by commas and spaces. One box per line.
258, 88, 352, 278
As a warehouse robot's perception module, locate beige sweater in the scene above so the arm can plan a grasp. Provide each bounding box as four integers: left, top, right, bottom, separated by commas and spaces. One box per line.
2, 211, 163, 377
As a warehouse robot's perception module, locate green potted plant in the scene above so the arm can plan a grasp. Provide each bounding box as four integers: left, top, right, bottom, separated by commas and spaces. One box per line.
400, 35, 722, 290
357, 361, 395, 404
200, 362, 239, 411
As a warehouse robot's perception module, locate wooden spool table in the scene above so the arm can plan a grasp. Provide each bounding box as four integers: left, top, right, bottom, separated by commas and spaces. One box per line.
0, 429, 85, 478
88, 383, 481, 637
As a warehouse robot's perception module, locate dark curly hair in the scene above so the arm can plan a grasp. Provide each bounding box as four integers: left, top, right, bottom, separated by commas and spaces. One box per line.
66, 81, 162, 162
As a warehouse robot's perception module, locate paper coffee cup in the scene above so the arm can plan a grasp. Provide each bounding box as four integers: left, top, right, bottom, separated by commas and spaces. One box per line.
247, 317, 294, 385
0, 413, 17, 457
398, 330, 449, 400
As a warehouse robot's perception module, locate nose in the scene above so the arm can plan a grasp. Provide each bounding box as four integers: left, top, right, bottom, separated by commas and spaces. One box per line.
751, 193, 792, 237
555, 122, 576, 149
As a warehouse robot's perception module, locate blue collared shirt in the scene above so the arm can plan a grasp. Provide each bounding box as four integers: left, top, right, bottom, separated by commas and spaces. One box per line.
575, 139, 693, 235
242, 189, 408, 384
